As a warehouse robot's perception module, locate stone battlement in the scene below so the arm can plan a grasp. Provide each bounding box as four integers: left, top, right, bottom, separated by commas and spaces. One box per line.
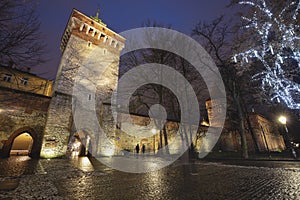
60, 9, 125, 53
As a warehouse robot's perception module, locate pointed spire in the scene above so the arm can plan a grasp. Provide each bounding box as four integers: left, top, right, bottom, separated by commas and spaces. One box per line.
90, 5, 107, 27
95, 7, 100, 19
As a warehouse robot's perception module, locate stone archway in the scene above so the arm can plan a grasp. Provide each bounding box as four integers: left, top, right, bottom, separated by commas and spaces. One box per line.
140, 139, 150, 154
68, 130, 97, 157
10, 133, 33, 156
1, 127, 40, 158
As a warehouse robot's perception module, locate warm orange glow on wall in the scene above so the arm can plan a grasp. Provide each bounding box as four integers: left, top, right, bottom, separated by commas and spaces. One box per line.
10, 133, 33, 155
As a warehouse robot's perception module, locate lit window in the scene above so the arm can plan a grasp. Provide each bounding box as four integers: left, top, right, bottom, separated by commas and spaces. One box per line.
3, 74, 12, 82
20, 77, 28, 85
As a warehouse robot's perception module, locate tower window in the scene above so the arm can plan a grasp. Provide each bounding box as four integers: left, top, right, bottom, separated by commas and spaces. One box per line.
100, 34, 106, 42
20, 77, 28, 85
87, 41, 92, 47
88, 94, 92, 100
111, 40, 115, 46
3, 74, 12, 82
80, 24, 86, 32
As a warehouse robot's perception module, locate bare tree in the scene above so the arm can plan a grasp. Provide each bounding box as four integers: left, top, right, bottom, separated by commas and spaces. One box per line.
120, 32, 176, 155
0, 0, 45, 68
120, 21, 209, 157
192, 15, 252, 158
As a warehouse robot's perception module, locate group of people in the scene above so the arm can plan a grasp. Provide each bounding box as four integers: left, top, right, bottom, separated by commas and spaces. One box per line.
135, 144, 146, 154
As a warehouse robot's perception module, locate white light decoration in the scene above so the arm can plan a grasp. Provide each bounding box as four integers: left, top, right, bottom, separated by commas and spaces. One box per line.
234, 0, 300, 109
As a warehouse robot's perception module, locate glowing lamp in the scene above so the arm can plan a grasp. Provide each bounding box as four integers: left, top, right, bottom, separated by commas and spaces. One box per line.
278, 116, 287, 125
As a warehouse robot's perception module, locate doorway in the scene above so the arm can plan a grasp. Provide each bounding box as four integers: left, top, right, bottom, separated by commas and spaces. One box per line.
10, 133, 33, 156
1, 127, 40, 158
68, 132, 93, 157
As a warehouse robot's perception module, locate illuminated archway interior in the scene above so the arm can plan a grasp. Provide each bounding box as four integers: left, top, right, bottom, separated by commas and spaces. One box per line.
10, 133, 33, 156
69, 132, 92, 157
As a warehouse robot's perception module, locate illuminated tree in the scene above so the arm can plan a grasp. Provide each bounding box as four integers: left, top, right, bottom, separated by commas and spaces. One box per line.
234, 0, 300, 109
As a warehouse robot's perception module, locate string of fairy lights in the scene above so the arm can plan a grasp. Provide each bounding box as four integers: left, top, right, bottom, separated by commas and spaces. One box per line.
233, 0, 300, 110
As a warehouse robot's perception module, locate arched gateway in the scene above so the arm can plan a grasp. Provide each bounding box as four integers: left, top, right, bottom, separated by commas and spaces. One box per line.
1, 127, 41, 158
67, 130, 97, 157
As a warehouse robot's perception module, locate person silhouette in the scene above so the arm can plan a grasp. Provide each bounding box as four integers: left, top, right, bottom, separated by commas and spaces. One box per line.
142, 144, 145, 154
135, 144, 140, 154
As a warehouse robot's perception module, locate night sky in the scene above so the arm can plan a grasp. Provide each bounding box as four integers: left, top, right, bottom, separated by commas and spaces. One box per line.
32, 0, 232, 79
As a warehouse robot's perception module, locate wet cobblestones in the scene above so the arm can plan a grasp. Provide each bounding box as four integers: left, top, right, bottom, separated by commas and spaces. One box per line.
0, 157, 300, 199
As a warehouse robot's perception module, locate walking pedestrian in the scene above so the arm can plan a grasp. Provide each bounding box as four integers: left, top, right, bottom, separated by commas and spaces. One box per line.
135, 144, 140, 154
142, 144, 145, 154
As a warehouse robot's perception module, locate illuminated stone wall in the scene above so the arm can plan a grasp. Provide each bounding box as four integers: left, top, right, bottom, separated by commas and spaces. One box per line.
0, 88, 50, 157
115, 113, 206, 155
40, 9, 125, 158
248, 113, 285, 152
206, 99, 285, 153
213, 113, 286, 153
205, 98, 226, 127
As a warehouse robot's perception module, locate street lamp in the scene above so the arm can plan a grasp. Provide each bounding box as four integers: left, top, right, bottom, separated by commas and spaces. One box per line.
278, 115, 297, 159
278, 115, 287, 125
151, 128, 157, 134
278, 115, 289, 133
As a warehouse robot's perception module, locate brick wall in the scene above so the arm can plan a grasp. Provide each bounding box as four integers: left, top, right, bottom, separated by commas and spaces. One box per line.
0, 88, 51, 157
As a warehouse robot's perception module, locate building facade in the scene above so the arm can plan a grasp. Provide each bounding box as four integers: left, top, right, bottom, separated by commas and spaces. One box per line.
40, 9, 125, 158
0, 9, 286, 159
0, 65, 52, 97
0, 66, 52, 157
206, 99, 286, 153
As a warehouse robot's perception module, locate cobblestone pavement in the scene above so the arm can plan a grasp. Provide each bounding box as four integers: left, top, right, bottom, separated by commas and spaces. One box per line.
0, 156, 300, 200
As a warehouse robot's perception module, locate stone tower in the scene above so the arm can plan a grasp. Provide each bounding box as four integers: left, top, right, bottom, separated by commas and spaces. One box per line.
205, 98, 225, 127
206, 97, 229, 128
40, 9, 125, 158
